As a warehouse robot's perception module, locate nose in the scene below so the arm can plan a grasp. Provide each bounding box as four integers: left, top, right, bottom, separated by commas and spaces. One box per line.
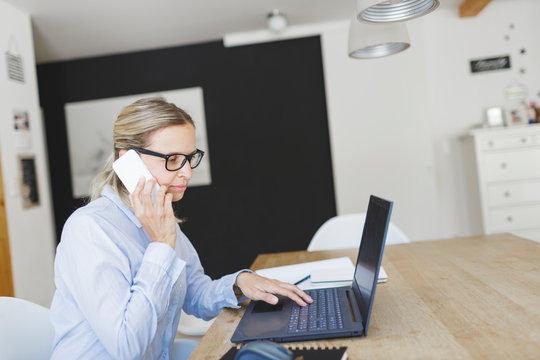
177, 164, 192, 180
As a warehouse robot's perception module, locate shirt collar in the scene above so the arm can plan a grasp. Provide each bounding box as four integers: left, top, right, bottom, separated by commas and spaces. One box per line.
101, 185, 142, 228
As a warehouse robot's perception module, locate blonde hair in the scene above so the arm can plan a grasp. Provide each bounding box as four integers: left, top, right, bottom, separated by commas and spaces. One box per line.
90, 97, 195, 207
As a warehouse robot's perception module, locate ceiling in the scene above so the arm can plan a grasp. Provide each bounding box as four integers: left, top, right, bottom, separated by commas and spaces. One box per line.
6, 0, 464, 64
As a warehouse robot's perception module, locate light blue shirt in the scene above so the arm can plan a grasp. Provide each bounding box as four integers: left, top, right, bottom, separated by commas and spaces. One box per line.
50, 185, 244, 359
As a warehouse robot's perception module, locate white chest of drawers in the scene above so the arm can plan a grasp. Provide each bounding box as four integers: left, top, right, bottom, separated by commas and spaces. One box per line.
464, 124, 540, 243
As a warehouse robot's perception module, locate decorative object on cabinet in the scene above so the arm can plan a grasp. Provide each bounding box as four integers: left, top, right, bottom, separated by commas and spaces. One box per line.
463, 124, 540, 243
484, 107, 506, 127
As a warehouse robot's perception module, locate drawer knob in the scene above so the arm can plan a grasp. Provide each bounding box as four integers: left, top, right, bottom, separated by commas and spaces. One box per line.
504, 191, 511, 198
501, 163, 507, 169
507, 216, 513, 222
488, 141, 494, 147
521, 137, 527, 143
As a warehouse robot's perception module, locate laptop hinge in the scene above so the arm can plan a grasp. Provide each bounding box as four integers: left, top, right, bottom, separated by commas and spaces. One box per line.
346, 289, 362, 323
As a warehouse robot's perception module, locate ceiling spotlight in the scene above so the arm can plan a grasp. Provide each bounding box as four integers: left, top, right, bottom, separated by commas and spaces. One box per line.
357, 0, 439, 23
267, 9, 287, 33
348, 15, 410, 59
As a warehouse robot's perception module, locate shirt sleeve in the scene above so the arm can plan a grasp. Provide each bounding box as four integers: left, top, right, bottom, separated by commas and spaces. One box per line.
55, 213, 185, 360
176, 230, 251, 320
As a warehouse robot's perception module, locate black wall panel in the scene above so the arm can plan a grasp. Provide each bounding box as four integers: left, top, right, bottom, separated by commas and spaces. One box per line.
37, 37, 336, 278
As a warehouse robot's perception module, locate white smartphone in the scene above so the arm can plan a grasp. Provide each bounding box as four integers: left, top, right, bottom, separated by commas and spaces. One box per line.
112, 149, 160, 200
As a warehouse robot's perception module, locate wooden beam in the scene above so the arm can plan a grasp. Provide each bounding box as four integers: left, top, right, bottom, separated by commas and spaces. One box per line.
0, 155, 14, 296
460, 0, 492, 17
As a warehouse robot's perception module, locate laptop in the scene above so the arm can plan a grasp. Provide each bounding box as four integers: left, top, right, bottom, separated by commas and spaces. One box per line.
231, 195, 393, 343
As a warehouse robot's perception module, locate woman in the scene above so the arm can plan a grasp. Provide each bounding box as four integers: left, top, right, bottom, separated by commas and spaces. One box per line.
50, 97, 312, 359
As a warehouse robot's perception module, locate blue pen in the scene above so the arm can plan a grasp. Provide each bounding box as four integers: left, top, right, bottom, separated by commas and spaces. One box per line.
294, 275, 311, 286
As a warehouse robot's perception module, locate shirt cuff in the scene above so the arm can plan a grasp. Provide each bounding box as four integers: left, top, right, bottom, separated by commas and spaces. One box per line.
233, 269, 254, 304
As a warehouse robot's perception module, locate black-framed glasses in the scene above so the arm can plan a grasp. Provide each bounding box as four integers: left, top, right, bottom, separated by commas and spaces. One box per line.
133, 148, 205, 171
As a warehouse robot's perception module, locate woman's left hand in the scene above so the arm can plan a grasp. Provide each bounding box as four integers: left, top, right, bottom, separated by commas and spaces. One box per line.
235, 272, 313, 306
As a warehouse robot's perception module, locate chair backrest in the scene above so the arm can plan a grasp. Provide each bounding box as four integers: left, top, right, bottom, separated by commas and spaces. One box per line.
177, 310, 215, 336
307, 213, 410, 251
0, 296, 54, 360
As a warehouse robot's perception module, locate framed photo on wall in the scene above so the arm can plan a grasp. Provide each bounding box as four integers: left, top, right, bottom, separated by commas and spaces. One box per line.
64, 87, 212, 198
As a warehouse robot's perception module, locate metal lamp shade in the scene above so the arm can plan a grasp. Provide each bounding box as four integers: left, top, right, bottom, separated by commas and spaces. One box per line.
348, 17, 410, 59
357, 0, 439, 23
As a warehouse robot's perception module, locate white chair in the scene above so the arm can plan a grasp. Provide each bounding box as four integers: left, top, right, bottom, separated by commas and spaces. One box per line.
308, 213, 409, 251
173, 310, 215, 359
0, 296, 54, 360
171, 338, 199, 360
177, 310, 215, 336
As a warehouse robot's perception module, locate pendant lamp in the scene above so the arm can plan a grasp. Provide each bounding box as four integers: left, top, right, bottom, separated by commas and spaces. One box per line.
357, 0, 439, 23
348, 16, 410, 59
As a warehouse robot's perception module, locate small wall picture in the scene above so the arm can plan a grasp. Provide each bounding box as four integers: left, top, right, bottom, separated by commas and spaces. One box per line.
6, 52, 25, 83
6, 35, 25, 83
13, 111, 29, 130
18, 155, 40, 208
13, 110, 32, 148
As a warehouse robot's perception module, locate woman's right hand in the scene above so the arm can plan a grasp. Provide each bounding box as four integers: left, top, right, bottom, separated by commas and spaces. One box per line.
130, 177, 177, 249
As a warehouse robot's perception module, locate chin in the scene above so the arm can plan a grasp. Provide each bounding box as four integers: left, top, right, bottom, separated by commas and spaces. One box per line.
171, 192, 185, 202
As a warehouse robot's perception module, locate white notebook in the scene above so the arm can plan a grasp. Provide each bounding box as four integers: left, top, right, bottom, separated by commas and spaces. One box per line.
255, 257, 388, 290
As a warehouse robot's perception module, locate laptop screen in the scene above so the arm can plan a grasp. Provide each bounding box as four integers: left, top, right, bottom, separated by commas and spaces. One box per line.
351, 195, 392, 335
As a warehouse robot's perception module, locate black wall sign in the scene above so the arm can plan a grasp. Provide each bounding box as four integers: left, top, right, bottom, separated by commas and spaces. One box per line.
470, 55, 511, 73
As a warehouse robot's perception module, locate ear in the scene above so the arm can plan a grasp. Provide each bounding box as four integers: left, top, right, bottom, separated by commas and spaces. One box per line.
118, 149, 127, 158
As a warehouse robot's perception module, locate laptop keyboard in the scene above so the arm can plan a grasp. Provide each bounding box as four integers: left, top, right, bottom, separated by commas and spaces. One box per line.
288, 288, 344, 333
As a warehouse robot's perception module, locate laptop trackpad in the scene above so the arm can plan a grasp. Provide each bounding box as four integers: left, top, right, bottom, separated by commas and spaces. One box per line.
252, 296, 286, 313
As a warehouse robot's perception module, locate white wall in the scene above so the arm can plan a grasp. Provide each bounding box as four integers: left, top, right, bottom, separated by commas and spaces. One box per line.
0, 0, 56, 306
321, 0, 540, 241
421, 0, 540, 238
321, 21, 440, 241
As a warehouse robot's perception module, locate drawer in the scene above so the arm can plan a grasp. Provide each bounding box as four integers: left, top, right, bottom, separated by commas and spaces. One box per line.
481, 134, 537, 150
484, 148, 540, 181
488, 204, 540, 232
487, 180, 540, 206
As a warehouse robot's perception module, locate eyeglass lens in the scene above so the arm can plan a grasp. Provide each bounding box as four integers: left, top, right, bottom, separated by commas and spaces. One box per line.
166, 151, 203, 171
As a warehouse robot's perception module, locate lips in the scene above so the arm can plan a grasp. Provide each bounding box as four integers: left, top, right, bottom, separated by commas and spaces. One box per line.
170, 185, 187, 192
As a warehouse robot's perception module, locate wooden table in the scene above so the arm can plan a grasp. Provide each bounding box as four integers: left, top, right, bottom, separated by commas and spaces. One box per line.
190, 234, 540, 359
